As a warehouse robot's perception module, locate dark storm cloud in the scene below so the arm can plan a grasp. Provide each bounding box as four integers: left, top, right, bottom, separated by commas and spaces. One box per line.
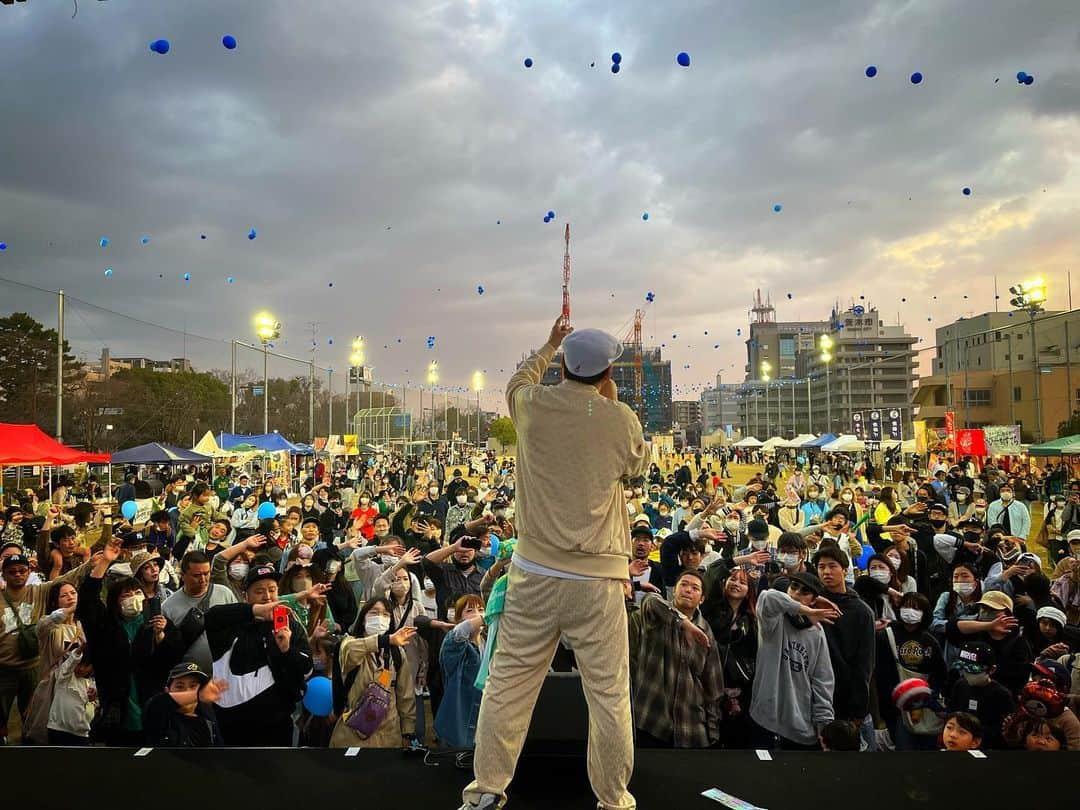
2, 0, 1080, 410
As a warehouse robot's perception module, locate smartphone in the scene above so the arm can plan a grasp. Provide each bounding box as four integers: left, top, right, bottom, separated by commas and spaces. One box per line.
461, 536, 482, 550
143, 595, 162, 622
273, 605, 289, 633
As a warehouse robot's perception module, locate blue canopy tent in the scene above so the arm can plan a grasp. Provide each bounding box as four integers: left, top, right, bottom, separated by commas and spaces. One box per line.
216, 432, 313, 455
803, 434, 837, 448
111, 443, 213, 465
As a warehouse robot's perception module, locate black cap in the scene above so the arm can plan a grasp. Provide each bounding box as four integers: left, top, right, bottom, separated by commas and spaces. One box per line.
630, 526, 654, 541
301, 516, 320, 528
118, 530, 147, 548
928, 502, 948, 514
166, 661, 210, 686
788, 571, 824, 596
957, 517, 985, 529
1, 553, 30, 571
241, 564, 281, 590
747, 519, 770, 538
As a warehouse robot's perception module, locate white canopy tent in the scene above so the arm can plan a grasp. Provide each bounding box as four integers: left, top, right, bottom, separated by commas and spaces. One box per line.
821, 434, 864, 452
760, 436, 787, 452
779, 433, 818, 449
734, 436, 763, 447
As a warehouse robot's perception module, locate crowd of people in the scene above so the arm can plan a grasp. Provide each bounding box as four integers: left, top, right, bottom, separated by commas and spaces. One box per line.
1, 446, 1079, 754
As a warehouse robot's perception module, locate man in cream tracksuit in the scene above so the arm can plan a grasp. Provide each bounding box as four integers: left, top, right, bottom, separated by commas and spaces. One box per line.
460, 316, 650, 810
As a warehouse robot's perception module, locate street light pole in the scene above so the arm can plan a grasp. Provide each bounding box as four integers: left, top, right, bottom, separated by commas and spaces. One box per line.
262, 343, 269, 434
56, 289, 64, 443
819, 335, 833, 435
230, 339, 237, 433
254, 312, 281, 435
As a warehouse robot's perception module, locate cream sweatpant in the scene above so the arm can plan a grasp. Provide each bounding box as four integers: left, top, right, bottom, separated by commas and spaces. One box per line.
462, 563, 635, 810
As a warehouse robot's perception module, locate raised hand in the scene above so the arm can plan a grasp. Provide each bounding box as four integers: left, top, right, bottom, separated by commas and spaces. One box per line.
199, 678, 229, 705
989, 613, 1019, 635
547, 315, 574, 349
389, 625, 417, 648
398, 548, 423, 568
628, 558, 650, 577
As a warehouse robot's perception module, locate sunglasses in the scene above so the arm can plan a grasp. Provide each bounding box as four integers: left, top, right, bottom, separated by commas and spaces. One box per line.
789, 583, 815, 597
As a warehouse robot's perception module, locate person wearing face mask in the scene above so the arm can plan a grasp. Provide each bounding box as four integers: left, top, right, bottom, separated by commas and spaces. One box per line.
278, 563, 334, 637
931, 563, 983, 666
751, 571, 838, 749
854, 554, 904, 625
947, 590, 1033, 695
700, 568, 759, 749
422, 531, 486, 622
670, 492, 694, 532
76, 540, 182, 745
778, 496, 804, 533
445, 488, 475, 536
318, 494, 350, 545
1050, 531, 1080, 625
834, 487, 861, 526
350, 493, 380, 541
874, 593, 945, 750
311, 546, 357, 634
375, 562, 430, 741
987, 485, 1031, 542
945, 641, 1015, 749
948, 486, 977, 526
212, 534, 265, 601
330, 598, 417, 749
800, 486, 827, 527
417, 482, 449, 526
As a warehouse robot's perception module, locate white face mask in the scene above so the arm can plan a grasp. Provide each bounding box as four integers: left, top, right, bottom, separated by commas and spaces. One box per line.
841, 493, 853, 503
1001, 492, 1014, 502
120, 593, 144, 619
364, 615, 391, 636
446, 609, 456, 623
229, 562, 249, 580
390, 579, 410, 596
953, 581, 976, 596
456, 495, 468, 505
808, 491, 820, 500
751, 539, 769, 551
886, 555, 902, 570
957, 494, 968, 503
778, 553, 800, 570
899, 608, 923, 624
423, 577, 435, 592
724, 520, 740, 533
325, 561, 341, 576
868, 569, 892, 585
428, 488, 440, 498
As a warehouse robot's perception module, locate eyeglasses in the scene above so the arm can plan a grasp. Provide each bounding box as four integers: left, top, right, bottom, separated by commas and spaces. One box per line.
789, 584, 814, 597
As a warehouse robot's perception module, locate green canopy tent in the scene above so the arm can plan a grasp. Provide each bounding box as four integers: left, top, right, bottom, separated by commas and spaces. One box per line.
1028, 434, 1080, 456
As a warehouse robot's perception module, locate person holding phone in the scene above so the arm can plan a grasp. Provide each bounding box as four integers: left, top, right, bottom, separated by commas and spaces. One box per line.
460, 316, 649, 810
202, 565, 312, 746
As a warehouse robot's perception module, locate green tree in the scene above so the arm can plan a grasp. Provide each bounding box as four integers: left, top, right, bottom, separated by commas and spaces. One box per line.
1058, 411, 1080, 438
0, 312, 82, 434
488, 416, 516, 447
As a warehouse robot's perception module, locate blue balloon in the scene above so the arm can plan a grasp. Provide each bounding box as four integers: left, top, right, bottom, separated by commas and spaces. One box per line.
1017, 71, 1028, 82
677, 52, 690, 67
150, 39, 170, 55
100, 237, 109, 247
962, 187, 971, 196
200, 234, 207, 239
302, 675, 334, 717
120, 500, 138, 521
547, 210, 555, 219
227, 276, 234, 284
865, 65, 877, 78
0, 243, 6, 251
140, 236, 150, 245
248, 228, 257, 240
642, 212, 649, 221
611, 52, 622, 64
910, 71, 923, 84
183, 272, 191, 281
222, 35, 237, 50
611, 63, 620, 74
257, 502, 277, 520
523, 57, 533, 68
1024, 74, 1034, 85
773, 203, 782, 213
104, 268, 113, 277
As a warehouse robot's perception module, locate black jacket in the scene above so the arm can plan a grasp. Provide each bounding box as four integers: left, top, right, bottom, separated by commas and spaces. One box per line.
944, 618, 1033, 696
142, 693, 223, 747
819, 588, 876, 720
873, 625, 945, 727
77, 574, 183, 732
203, 603, 312, 733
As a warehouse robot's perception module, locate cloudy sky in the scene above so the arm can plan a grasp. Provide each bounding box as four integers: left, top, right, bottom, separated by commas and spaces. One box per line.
2, 0, 1080, 415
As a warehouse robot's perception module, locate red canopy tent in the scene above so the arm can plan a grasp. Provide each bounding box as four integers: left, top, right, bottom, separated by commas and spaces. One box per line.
0, 423, 110, 465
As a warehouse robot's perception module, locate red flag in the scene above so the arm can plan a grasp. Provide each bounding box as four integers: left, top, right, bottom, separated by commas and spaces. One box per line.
944, 411, 956, 453
955, 429, 987, 457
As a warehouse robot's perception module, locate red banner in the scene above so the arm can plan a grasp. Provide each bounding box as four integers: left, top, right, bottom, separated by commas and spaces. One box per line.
944, 411, 956, 453
955, 429, 988, 457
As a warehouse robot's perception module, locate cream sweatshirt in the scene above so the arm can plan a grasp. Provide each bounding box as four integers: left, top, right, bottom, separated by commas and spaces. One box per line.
507, 342, 650, 579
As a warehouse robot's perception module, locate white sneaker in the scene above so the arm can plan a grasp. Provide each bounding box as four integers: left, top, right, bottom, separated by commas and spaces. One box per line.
458, 794, 498, 810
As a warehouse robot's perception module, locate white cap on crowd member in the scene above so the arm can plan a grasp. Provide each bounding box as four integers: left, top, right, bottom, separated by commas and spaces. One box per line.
561, 328, 623, 377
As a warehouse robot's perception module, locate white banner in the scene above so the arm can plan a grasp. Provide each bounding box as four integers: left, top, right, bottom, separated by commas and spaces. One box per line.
983, 424, 1022, 456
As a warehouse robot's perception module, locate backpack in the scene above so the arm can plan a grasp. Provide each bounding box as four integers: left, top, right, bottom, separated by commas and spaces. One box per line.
886, 628, 945, 736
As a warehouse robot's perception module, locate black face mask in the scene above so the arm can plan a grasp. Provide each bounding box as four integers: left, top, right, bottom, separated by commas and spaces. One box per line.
963, 531, 982, 544
930, 518, 947, 529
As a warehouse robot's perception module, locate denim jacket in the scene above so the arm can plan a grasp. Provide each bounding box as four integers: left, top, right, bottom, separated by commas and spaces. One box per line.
434, 621, 483, 748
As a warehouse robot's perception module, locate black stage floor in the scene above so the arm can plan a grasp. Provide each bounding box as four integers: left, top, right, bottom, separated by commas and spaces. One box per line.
4, 747, 1075, 809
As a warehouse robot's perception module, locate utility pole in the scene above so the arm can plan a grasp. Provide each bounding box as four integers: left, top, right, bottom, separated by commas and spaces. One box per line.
56, 289, 64, 443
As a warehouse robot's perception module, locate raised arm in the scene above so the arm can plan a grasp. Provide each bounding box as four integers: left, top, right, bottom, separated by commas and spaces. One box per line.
506, 316, 572, 414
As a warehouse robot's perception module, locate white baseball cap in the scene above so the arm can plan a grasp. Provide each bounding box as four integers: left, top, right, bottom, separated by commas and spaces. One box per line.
562, 328, 623, 377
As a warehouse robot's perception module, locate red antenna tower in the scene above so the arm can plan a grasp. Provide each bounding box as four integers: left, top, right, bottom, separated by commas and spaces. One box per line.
562, 223, 571, 323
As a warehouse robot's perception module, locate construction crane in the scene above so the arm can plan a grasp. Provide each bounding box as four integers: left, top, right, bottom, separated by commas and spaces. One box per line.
622, 308, 646, 427
561, 223, 571, 323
